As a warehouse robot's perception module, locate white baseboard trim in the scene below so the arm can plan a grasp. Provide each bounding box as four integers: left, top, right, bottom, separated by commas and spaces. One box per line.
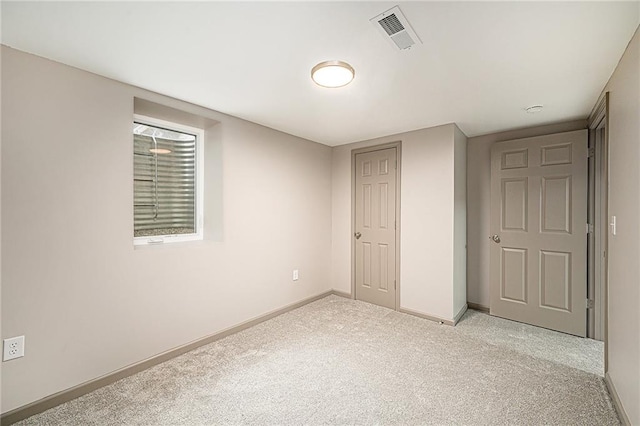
0, 290, 334, 426
605, 372, 631, 426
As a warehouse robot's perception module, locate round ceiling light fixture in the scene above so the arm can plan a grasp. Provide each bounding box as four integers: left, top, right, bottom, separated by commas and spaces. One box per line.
525, 105, 544, 114
311, 60, 355, 88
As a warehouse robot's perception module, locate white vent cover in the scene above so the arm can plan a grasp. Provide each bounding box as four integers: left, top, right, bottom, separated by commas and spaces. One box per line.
370, 6, 422, 51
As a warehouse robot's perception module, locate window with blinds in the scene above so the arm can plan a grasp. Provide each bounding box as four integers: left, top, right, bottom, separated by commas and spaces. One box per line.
133, 117, 203, 244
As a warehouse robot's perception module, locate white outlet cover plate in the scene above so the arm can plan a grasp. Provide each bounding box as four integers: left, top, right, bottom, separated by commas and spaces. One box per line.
3, 336, 25, 361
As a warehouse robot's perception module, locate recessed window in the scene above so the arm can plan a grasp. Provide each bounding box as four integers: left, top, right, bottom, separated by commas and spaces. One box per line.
133, 115, 204, 245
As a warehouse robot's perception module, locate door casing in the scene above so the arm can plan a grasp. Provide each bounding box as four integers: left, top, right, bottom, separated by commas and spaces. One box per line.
588, 91, 609, 370
351, 141, 402, 310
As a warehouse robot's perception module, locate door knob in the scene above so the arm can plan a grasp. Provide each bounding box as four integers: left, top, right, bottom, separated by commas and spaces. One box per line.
490, 234, 501, 243
354, 232, 362, 239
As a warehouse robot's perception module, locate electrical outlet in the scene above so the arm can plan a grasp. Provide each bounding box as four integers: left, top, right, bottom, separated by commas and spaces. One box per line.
292, 269, 299, 281
3, 336, 25, 361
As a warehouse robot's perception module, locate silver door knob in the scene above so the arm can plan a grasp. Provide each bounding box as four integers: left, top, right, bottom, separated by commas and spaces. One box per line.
354, 232, 362, 239
490, 234, 501, 243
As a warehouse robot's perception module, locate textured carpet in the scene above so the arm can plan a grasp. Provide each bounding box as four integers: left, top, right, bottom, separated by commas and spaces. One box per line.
17, 296, 616, 425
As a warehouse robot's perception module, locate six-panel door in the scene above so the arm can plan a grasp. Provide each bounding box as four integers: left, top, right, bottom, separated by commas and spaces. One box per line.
355, 148, 397, 310
490, 130, 588, 336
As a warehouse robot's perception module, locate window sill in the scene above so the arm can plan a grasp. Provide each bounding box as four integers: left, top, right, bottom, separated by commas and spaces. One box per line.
133, 239, 213, 250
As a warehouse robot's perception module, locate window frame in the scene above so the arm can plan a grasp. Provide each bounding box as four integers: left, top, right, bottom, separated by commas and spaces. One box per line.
133, 114, 205, 246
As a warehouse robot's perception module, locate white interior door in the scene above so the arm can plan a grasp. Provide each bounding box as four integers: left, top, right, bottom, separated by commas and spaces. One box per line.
490, 130, 588, 336
354, 147, 397, 310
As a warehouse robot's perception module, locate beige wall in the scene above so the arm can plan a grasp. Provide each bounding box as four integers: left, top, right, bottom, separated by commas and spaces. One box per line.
331, 124, 466, 321
1, 47, 333, 412
466, 119, 587, 308
453, 126, 467, 316
0, 41, 3, 412
600, 27, 640, 425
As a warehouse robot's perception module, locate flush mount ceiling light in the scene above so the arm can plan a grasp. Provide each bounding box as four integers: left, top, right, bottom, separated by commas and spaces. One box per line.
311, 60, 355, 88
525, 105, 544, 114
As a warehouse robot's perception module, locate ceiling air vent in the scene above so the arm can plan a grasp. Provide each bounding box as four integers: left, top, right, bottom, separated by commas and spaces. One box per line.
371, 6, 422, 51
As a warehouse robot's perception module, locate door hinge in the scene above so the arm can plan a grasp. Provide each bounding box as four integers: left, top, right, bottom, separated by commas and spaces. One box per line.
394, 220, 397, 230
587, 223, 594, 234
586, 299, 595, 309
395, 160, 397, 170
588, 148, 595, 158
394, 280, 396, 290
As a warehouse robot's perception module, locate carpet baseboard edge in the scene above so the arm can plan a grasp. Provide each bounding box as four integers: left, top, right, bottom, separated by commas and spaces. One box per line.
399, 307, 456, 326
452, 304, 468, 325
0, 290, 334, 426
605, 372, 631, 426
331, 290, 353, 299
331, 293, 467, 326
467, 302, 490, 313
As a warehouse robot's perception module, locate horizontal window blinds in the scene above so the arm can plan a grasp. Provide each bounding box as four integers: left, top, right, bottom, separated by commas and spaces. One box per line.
133, 133, 196, 237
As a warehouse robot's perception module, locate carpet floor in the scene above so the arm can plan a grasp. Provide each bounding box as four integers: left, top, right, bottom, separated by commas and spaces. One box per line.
17, 295, 615, 425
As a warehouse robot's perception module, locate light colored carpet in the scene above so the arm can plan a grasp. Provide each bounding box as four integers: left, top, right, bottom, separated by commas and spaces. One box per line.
17, 296, 616, 425
455, 309, 604, 377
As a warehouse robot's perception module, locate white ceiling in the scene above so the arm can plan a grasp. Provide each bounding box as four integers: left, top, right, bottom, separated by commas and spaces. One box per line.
2, 2, 639, 146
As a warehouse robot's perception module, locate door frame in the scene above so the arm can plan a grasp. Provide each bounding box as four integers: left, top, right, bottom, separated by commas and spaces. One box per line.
351, 141, 402, 310
588, 91, 609, 371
